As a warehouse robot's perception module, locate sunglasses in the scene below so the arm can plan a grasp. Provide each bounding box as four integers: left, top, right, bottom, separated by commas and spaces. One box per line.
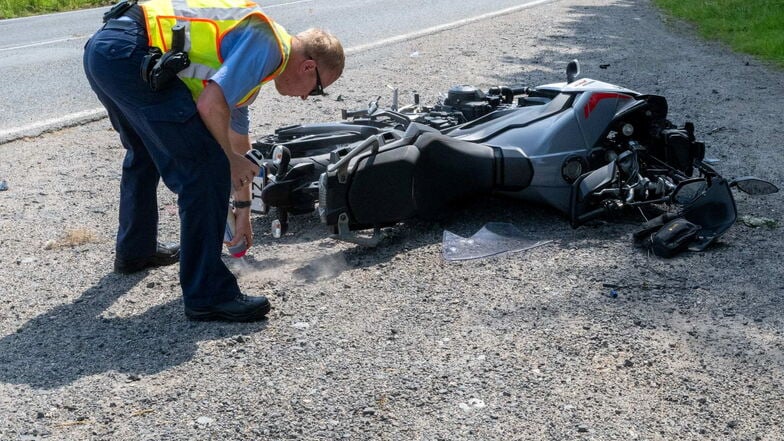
308, 59, 326, 96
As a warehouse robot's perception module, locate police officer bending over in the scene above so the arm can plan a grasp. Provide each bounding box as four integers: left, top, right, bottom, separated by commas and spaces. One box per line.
84, 0, 344, 322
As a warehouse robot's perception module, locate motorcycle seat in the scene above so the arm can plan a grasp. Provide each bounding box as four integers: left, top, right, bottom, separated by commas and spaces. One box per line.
343, 127, 533, 224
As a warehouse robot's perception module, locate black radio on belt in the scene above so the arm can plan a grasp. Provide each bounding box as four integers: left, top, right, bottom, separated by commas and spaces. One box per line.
140, 24, 191, 92
103, 0, 138, 23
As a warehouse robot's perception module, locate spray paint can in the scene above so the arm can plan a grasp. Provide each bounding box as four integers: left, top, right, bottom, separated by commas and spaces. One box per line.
224, 208, 248, 258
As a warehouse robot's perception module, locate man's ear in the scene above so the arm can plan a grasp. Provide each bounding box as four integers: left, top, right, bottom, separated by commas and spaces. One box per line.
301, 58, 316, 73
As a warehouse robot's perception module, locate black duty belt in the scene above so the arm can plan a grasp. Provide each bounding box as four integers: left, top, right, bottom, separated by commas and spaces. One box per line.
102, 5, 144, 31
102, 1, 144, 25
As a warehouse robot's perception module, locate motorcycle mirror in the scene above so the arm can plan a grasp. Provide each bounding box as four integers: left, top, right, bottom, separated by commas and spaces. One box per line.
730, 177, 779, 195
245, 149, 264, 166
671, 178, 707, 205
368, 96, 381, 115
566, 59, 580, 83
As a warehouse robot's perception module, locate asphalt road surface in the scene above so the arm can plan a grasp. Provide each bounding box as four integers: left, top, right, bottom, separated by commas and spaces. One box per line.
0, 0, 550, 141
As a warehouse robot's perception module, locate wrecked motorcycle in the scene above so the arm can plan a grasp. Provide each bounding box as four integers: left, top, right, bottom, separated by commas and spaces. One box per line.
248, 61, 778, 256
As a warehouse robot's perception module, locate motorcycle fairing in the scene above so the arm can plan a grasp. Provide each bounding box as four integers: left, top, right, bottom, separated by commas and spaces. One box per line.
537, 78, 640, 95
324, 85, 675, 226
448, 93, 575, 144
444, 87, 649, 214
573, 90, 637, 148
330, 82, 694, 232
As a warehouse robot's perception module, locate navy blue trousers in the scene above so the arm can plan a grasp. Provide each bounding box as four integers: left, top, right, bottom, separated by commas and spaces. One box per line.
83, 19, 241, 308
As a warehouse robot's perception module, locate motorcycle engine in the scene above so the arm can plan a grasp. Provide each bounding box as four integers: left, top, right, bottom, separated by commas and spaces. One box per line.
443, 85, 495, 121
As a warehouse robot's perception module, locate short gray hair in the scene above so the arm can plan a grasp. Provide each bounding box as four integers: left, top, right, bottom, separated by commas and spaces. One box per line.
297, 28, 345, 77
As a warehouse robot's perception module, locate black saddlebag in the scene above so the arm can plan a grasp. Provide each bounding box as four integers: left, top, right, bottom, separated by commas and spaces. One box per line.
634, 216, 700, 258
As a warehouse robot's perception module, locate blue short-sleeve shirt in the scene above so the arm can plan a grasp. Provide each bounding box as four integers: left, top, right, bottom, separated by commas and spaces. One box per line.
210, 17, 283, 134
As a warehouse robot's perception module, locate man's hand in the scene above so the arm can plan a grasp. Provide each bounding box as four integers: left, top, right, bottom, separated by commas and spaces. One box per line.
224, 206, 253, 248
228, 153, 259, 191
226, 206, 253, 248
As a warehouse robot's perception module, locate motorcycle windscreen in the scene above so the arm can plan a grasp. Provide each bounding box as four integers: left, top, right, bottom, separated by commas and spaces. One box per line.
442, 222, 552, 261
683, 178, 737, 251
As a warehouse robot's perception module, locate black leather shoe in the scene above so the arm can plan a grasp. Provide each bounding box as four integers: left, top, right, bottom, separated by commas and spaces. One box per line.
185, 294, 271, 322
114, 242, 180, 274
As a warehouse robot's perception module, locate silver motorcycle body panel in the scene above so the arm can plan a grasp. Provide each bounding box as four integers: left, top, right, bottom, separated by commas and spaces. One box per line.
449, 78, 641, 214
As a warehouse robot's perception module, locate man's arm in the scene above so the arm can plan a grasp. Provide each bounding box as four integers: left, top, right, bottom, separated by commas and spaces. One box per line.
197, 82, 258, 248
197, 81, 259, 191
228, 128, 253, 203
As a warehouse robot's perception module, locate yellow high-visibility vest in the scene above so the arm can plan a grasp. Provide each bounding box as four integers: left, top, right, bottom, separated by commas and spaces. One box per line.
140, 0, 292, 106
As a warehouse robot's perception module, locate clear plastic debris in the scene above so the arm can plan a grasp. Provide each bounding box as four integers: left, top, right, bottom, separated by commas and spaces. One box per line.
442, 222, 552, 261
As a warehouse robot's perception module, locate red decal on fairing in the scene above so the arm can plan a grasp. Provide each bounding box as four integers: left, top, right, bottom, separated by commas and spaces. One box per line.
584, 92, 631, 119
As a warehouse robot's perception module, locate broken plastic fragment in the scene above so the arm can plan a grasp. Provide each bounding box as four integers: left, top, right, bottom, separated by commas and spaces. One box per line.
458, 398, 487, 412
442, 222, 552, 261
0, 179, 7, 191
739, 215, 779, 228
196, 416, 214, 426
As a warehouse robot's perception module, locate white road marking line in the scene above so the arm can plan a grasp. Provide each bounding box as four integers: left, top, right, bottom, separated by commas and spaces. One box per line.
345, 0, 556, 54
0, 37, 87, 52
0, 109, 107, 144
263, 0, 314, 9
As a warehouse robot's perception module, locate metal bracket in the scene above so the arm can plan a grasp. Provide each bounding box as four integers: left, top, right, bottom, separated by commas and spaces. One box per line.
328, 134, 384, 184
332, 213, 383, 247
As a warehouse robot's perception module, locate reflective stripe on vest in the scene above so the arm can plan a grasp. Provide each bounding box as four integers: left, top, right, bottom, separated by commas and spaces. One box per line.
140, 0, 292, 106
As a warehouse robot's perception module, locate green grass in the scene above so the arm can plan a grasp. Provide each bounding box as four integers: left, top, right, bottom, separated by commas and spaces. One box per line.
654, 0, 784, 67
0, 0, 113, 19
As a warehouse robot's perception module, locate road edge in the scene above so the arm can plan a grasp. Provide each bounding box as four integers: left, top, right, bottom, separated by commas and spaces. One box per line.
0, 108, 107, 145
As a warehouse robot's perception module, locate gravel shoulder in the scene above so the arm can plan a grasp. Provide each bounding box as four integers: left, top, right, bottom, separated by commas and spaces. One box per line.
1, 0, 782, 439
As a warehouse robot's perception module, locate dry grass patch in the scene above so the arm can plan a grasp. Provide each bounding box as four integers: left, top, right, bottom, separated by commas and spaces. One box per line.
44, 228, 99, 250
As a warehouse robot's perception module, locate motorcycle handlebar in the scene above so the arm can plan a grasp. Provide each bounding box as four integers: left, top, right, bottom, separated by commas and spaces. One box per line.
489, 86, 532, 103
509, 86, 529, 95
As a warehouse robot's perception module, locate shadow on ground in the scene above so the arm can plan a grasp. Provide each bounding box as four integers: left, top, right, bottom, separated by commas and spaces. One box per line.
0, 271, 267, 389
